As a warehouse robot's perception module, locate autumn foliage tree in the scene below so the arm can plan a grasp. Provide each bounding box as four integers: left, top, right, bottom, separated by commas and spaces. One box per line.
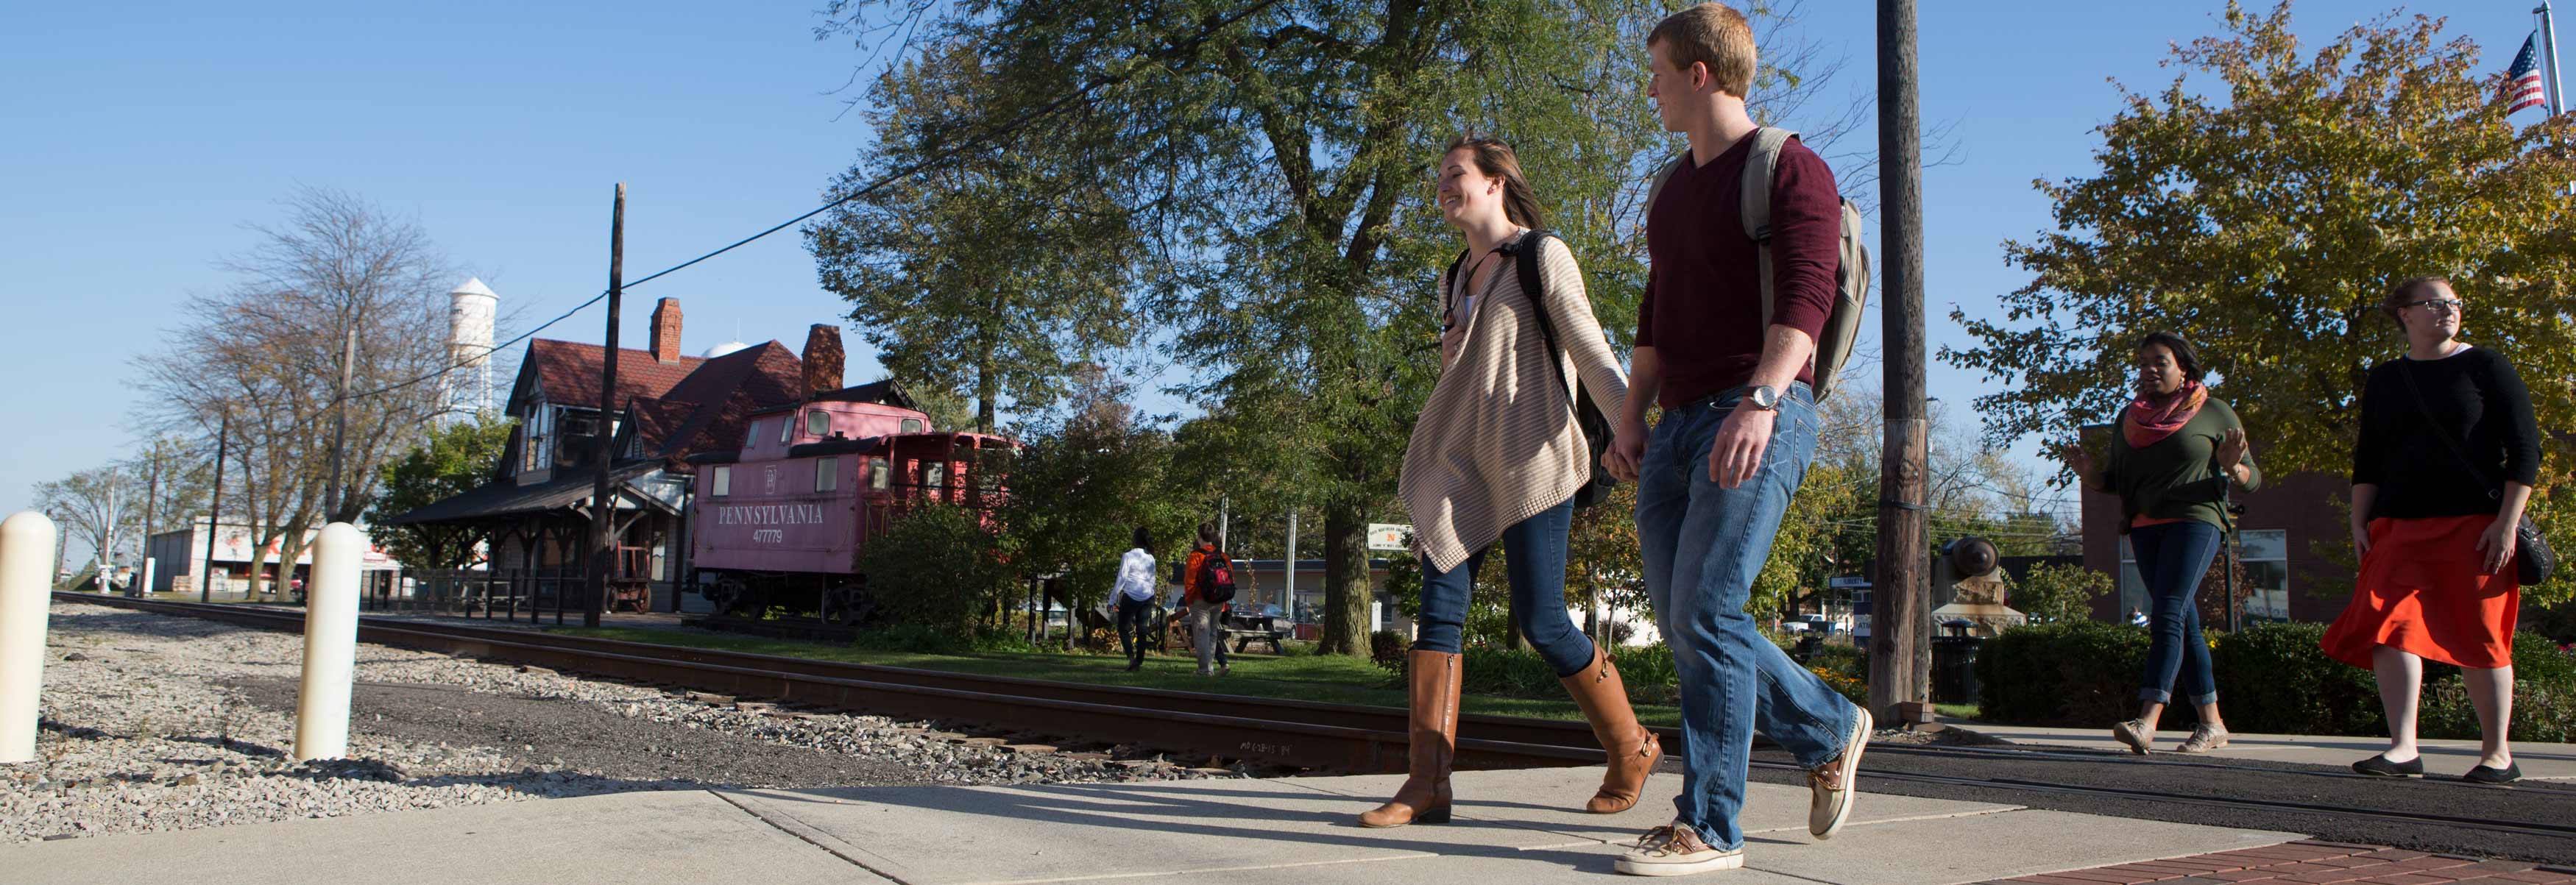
1945, 1, 2576, 601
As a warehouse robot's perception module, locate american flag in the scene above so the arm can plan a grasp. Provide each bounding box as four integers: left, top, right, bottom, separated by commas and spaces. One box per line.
2505, 32, 2550, 115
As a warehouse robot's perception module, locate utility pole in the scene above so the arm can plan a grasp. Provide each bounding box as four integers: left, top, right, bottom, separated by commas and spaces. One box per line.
325, 321, 359, 520
1283, 511, 1298, 615
587, 183, 626, 629
203, 412, 229, 603
1869, 0, 1931, 725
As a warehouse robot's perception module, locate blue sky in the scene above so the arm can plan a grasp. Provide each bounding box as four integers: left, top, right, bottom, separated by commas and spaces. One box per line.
2, 1, 2555, 564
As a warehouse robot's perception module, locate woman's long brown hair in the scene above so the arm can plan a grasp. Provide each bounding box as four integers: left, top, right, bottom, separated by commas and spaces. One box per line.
1444, 135, 1544, 229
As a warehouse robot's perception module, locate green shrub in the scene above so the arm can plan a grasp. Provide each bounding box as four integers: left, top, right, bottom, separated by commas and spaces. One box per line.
1975, 621, 2147, 725
856, 504, 1016, 632
1454, 644, 1679, 707
1369, 630, 1408, 674
2205, 622, 2385, 736
2418, 631, 2576, 743
1806, 643, 1867, 680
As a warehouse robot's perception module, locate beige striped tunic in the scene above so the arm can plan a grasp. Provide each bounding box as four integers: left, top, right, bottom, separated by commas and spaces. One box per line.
1399, 232, 1629, 573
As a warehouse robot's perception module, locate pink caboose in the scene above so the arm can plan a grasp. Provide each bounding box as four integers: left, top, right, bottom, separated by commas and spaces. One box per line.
688, 391, 1013, 622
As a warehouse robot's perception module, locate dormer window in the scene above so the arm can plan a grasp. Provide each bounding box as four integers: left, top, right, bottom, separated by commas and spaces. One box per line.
743, 421, 761, 449
806, 410, 830, 436
779, 416, 793, 444
900, 419, 923, 434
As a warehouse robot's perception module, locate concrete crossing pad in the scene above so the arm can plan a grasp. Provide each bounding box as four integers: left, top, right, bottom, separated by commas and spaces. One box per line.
7, 767, 2307, 884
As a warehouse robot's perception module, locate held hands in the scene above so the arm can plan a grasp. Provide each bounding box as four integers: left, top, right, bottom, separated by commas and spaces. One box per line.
2476, 518, 2519, 576
1605, 419, 1646, 483
1708, 406, 1776, 488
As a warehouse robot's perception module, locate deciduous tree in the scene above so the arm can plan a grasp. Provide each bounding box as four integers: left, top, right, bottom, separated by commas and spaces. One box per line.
1944, 1, 2576, 600
818, 0, 1864, 653
366, 414, 513, 570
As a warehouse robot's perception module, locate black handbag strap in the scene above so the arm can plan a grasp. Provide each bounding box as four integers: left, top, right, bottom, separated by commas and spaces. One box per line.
2395, 356, 2505, 502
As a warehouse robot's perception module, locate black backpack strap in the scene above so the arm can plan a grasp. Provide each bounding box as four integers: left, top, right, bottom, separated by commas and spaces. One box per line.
1440, 248, 1471, 330
1507, 230, 1574, 403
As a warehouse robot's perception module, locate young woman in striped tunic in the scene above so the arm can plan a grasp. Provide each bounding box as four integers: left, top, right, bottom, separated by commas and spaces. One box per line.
1360, 137, 1653, 828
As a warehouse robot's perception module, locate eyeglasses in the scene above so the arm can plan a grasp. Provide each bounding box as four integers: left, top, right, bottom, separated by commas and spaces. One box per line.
2405, 298, 2464, 314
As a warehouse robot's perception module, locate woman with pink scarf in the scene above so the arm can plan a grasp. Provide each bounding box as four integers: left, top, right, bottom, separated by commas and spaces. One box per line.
2064, 332, 2261, 754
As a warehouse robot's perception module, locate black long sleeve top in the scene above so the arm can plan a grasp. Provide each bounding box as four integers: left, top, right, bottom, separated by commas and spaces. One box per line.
2350, 345, 2541, 520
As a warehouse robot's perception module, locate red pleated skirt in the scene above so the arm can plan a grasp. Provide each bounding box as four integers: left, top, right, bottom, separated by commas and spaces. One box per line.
2320, 516, 2520, 669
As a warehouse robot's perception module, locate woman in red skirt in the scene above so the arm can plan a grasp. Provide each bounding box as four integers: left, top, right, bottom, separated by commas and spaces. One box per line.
2321, 275, 2540, 784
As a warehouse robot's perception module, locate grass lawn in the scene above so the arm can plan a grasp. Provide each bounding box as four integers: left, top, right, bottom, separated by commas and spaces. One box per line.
1936, 703, 1982, 721
556, 626, 1683, 728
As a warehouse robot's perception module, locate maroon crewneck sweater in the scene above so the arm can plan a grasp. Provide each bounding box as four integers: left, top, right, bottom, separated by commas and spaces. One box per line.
1637, 132, 1843, 408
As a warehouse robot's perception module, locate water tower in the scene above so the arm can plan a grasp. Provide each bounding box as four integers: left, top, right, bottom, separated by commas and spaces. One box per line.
444, 277, 498, 420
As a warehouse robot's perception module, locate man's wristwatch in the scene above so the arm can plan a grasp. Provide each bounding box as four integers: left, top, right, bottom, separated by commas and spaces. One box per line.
1746, 385, 1782, 412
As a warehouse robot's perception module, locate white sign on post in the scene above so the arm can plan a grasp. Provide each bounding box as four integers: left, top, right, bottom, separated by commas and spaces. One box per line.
1366, 523, 1413, 552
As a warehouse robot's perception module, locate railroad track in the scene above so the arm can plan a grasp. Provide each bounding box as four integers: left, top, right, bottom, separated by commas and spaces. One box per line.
56, 594, 2576, 845
54, 594, 1601, 773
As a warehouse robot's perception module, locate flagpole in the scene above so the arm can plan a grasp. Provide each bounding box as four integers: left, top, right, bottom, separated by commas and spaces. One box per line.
2544, 1, 2566, 115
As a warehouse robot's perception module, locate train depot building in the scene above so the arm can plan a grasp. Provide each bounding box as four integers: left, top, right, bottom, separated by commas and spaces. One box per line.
385, 296, 918, 614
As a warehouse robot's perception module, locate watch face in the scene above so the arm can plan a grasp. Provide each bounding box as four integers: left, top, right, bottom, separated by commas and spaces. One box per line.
1751, 386, 1779, 409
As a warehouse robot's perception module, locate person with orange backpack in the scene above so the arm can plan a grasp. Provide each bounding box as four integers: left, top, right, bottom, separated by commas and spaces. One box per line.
1181, 521, 1237, 677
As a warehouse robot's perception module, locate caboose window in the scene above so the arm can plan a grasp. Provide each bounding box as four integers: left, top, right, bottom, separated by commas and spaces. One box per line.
743, 422, 760, 449
815, 458, 838, 492
779, 416, 793, 444
807, 410, 830, 436
712, 466, 732, 497
900, 419, 923, 434
869, 458, 888, 490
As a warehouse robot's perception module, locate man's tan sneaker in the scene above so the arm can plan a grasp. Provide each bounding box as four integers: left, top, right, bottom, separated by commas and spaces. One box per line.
1810, 706, 1871, 839
1616, 823, 1743, 877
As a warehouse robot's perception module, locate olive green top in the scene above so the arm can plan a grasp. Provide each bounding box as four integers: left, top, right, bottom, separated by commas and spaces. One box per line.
2095, 397, 2262, 535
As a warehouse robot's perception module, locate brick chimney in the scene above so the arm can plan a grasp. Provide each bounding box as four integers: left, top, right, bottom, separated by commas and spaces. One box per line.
802, 324, 845, 396
649, 298, 682, 363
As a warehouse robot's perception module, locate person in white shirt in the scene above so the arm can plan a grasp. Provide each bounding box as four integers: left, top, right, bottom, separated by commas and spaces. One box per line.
1113, 527, 1158, 672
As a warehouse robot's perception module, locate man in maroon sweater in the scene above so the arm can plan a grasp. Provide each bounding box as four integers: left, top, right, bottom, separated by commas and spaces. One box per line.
1605, 4, 1871, 877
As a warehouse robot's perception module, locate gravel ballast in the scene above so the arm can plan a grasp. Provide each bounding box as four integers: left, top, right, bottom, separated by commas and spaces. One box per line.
3, 603, 1226, 844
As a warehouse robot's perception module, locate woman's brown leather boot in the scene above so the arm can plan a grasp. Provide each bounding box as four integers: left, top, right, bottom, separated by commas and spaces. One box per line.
1359, 650, 1461, 827
1561, 644, 1660, 814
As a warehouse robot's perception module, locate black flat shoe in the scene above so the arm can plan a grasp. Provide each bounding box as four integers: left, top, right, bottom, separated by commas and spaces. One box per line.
2352, 754, 2424, 777
2463, 763, 2522, 784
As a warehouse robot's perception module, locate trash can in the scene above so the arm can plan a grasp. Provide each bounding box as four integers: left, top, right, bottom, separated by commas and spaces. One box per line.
1931, 635, 1984, 705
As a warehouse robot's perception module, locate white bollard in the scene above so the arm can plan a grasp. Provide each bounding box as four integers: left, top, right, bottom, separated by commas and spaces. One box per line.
1, 511, 59, 764
293, 522, 363, 761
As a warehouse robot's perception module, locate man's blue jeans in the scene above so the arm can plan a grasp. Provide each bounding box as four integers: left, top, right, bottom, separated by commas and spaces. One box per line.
1636, 383, 1858, 850
2129, 520, 2221, 706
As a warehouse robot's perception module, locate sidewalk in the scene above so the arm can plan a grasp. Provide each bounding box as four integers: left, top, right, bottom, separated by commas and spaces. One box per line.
11, 767, 2302, 884
1947, 719, 2576, 781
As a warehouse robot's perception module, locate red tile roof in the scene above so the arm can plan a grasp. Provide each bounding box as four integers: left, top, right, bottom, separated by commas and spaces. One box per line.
504, 338, 810, 465
520, 340, 707, 413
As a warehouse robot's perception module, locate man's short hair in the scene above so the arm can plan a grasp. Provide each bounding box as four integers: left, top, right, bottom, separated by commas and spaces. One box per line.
1198, 521, 1219, 545
1649, 3, 1758, 99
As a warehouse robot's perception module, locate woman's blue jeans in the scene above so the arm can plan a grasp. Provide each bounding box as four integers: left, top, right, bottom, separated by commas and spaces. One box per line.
1409, 496, 1598, 678
2130, 520, 2222, 707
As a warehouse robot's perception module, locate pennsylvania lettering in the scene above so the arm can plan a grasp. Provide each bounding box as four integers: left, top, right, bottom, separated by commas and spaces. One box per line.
715, 504, 827, 526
